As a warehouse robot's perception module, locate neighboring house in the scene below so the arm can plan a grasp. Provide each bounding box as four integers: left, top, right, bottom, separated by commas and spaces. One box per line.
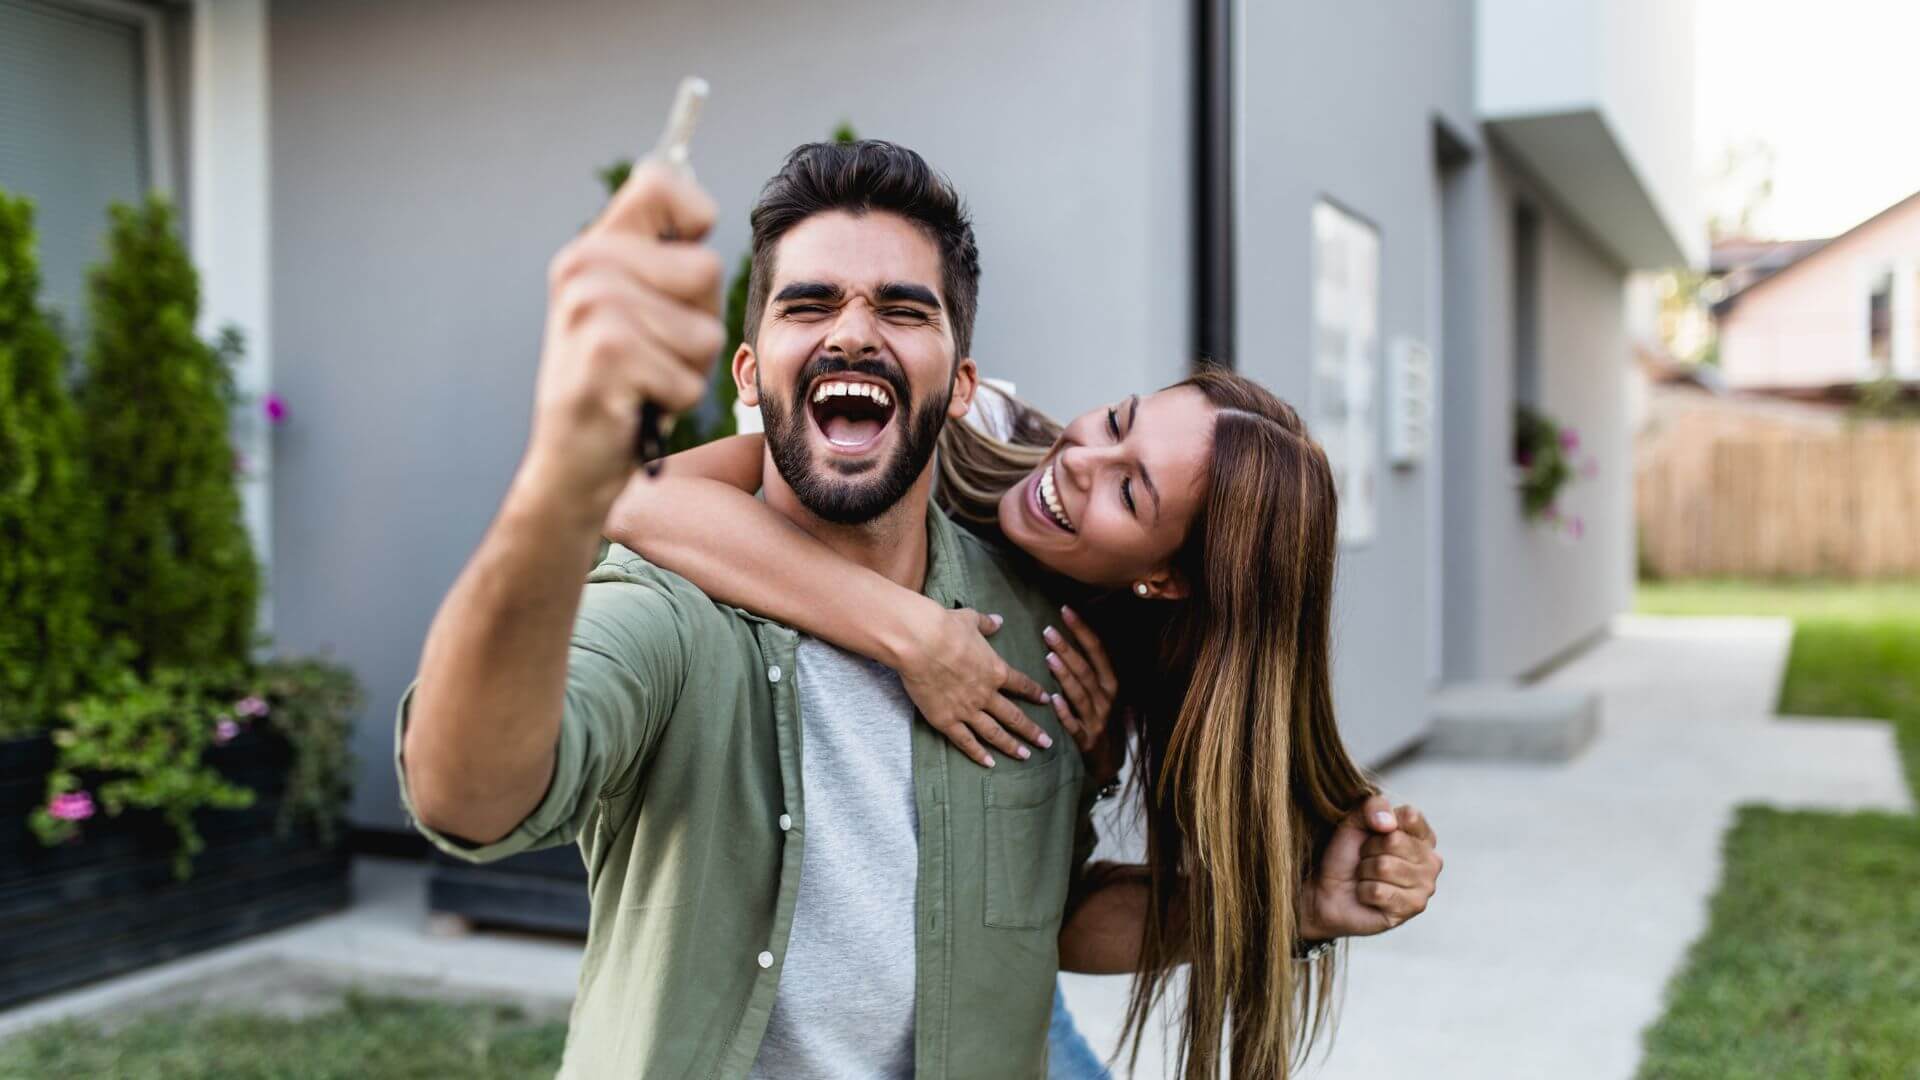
1713, 189, 1920, 391
2, 0, 1696, 836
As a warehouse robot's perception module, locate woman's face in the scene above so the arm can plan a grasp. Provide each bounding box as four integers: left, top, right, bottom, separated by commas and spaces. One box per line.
996, 385, 1216, 591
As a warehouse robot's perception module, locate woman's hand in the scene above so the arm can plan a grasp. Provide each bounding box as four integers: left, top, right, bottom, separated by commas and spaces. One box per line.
898, 604, 1055, 768
1043, 606, 1123, 783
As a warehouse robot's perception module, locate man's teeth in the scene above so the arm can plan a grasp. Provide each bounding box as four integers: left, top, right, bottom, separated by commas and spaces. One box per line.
810, 380, 891, 407
1038, 463, 1073, 531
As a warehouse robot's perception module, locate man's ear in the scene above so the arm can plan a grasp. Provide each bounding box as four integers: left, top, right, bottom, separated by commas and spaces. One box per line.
732, 344, 760, 407
947, 356, 979, 420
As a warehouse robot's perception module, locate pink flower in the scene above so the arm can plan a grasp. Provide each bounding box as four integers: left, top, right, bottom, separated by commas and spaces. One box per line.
1568, 515, 1586, 540
1559, 427, 1581, 453
235, 695, 270, 719
264, 394, 288, 424
214, 718, 241, 745
49, 791, 95, 822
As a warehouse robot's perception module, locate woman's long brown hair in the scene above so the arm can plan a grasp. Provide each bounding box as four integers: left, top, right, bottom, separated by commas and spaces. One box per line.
935, 368, 1382, 1079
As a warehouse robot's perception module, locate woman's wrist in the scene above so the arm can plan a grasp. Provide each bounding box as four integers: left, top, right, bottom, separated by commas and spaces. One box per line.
874, 592, 949, 671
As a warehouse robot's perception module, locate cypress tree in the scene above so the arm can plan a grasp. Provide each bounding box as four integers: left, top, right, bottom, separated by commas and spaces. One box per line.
76, 196, 258, 673
0, 191, 97, 735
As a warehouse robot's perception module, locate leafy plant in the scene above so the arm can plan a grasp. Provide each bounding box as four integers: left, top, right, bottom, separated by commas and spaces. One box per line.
0, 190, 98, 736
32, 658, 361, 880
1514, 404, 1595, 538
32, 667, 258, 880
251, 657, 361, 848
76, 196, 259, 675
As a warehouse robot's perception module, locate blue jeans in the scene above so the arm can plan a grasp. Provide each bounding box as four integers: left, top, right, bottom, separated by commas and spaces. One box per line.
1047, 981, 1112, 1080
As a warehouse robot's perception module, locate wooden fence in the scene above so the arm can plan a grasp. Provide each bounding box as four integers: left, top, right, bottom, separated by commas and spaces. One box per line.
1637, 426, 1920, 579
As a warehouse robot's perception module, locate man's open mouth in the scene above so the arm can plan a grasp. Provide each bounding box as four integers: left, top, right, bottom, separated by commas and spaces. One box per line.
807, 377, 897, 453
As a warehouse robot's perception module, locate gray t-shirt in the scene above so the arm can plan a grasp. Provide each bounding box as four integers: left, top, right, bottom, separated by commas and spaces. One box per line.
749, 636, 920, 1079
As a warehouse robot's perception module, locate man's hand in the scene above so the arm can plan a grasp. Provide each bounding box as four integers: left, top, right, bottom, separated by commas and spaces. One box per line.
1299, 794, 1442, 942
518, 162, 725, 522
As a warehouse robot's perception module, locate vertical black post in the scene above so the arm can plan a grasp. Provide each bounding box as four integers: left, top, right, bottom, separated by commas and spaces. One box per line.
1195, 0, 1235, 369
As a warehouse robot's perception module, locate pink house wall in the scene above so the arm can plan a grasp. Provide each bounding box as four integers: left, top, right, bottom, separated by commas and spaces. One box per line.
1718, 193, 1920, 389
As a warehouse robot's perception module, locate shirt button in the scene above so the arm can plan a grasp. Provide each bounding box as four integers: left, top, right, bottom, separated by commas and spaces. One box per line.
757, 951, 774, 969
767, 665, 782, 683
778, 813, 792, 832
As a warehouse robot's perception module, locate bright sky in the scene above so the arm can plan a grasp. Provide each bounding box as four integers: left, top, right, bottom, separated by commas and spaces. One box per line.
1696, 0, 1920, 240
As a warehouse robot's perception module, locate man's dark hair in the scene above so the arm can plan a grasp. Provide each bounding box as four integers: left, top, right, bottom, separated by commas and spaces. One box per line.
744, 140, 981, 359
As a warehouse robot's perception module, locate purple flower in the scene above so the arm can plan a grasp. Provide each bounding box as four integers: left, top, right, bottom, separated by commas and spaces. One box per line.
214, 718, 241, 745
235, 695, 270, 719
1559, 427, 1581, 453
49, 791, 95, 822
1568, 515, 1586, 540
264, 394, 288, 425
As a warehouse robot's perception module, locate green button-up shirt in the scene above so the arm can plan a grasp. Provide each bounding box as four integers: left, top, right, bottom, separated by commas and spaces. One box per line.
394, 505, 1097, 1079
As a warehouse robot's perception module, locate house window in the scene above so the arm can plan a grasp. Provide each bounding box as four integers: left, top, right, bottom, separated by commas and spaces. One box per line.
1867, 267, 1894, 374
1512, 203, 1542, 406
0, 0, 169, 335
1311, 200, 1380, 545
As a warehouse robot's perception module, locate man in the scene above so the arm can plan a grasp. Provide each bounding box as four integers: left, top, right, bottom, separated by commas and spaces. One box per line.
398, 140, 1439, 1078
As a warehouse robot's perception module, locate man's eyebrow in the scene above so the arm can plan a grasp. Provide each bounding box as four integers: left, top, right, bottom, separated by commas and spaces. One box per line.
773, 281, 842, 303
1128, 395, 1162, 523
874, 282, 941, 308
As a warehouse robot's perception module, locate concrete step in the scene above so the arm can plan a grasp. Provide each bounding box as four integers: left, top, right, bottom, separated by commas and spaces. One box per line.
1424, 683, 1601, 762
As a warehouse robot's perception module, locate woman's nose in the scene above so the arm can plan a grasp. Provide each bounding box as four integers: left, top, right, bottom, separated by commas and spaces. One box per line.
1057, 445, 1098, 491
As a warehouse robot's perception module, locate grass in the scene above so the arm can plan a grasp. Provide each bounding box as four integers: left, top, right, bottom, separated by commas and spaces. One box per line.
1633, 579, 1920, 1080
0, 991, 568, 1079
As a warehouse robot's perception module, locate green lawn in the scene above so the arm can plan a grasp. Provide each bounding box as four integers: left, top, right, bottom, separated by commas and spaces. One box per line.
0, 991, 567, 1079
1634, 580, 1920, 1080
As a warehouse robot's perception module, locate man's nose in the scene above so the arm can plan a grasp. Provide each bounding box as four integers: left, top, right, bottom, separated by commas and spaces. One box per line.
824, 302, 882, 357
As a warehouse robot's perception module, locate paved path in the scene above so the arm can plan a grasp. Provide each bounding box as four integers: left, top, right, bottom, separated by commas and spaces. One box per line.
6, 617, 1910, 1080
1060, 615, 1916, 1079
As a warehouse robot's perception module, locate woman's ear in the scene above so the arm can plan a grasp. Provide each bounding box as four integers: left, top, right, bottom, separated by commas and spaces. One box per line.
732, 344, 759, 407
1140, 569, 1190, 601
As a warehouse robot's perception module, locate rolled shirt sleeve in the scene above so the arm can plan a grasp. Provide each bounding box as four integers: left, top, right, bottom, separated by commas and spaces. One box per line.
393, 551, 693, 863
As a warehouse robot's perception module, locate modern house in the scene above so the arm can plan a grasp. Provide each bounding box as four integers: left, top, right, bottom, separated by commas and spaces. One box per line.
3, 0, 1697, 839
1712, 189, 1920, 392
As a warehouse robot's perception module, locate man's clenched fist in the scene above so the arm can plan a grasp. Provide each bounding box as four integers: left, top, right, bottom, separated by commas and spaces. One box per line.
521, 162, 725, 514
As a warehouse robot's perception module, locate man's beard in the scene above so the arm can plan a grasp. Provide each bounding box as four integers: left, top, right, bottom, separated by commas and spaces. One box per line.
760, 355, 949, 526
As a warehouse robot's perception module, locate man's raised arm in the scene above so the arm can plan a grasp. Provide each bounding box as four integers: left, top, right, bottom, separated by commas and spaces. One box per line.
402, 163, 724, 845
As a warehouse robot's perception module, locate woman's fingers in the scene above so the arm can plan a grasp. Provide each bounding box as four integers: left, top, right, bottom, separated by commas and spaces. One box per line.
985, 693, 1052, 751
1356, 854, 1429, 890
1058, 606, 1119, 696
1049, 692, 1089, 749
937, 718, 996, 769
1044, 648, 1097, 730
964, 708, 1031, 762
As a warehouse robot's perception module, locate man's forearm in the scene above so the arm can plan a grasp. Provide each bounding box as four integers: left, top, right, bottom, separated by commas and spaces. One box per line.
404, 468, 609, 844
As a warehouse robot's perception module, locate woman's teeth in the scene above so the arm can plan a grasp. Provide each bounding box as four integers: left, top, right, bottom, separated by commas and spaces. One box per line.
810, 380, 891, 407
1038, 463, 1074, 532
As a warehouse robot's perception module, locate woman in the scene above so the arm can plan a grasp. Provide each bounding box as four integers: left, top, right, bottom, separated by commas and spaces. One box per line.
605, 367, 1383, 1079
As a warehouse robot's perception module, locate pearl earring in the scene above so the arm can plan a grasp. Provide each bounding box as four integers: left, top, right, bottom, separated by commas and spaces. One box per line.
1134, 583, 1150, 597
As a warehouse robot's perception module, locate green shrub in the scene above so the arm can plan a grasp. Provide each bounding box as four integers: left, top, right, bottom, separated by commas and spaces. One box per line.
0, 190, 98, 736
76, 196, 259, 674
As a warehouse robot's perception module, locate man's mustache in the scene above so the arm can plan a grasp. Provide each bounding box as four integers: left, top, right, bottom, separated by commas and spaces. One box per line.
794, 355, 912, 411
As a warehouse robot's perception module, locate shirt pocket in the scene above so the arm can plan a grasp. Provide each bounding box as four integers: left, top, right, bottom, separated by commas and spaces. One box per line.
983, 754, 1081, 930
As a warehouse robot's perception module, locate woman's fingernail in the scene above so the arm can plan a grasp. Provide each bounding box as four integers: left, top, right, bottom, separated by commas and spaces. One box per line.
1017, 746, 1031, 760
1046, 653, 1062, 670
1037, 732, 1053, 749
1061, 605, 1077, 621
982, 755, 995, 768
989, 613, 1004, 628
1042, 626, 1060, 643
1374, 811, 1395, 829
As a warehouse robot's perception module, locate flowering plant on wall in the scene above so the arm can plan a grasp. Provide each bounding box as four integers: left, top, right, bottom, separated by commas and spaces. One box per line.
1514, 404, 1598, 539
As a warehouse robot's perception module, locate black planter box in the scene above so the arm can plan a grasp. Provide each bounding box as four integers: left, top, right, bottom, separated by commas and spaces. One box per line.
427, 843, 589, 937
0, 728, 352, 1010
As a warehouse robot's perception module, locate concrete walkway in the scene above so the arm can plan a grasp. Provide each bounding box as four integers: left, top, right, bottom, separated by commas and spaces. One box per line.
1061, 615, 1916, 1078
4, 616, 1911, 1079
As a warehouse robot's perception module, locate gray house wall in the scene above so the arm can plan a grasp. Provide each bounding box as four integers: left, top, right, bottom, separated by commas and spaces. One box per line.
1237, 0, 1478, 766
265, 0, 1192, 829
1441, 152, 1634, 684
